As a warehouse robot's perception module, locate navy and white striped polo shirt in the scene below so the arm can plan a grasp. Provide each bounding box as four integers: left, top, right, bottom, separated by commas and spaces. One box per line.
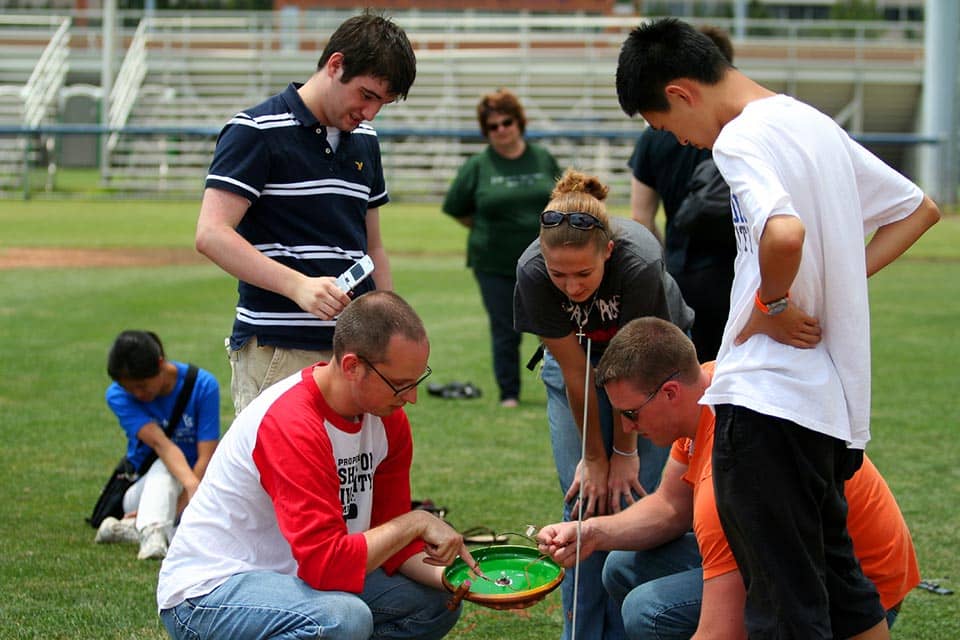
206, 83, 389, 351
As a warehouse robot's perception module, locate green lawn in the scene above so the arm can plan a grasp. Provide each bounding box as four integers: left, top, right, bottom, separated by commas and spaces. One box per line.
0, 200, 956, 639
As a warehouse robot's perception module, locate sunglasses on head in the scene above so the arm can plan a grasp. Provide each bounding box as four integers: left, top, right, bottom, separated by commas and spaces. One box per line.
540, 210, 603, 231
487, 117, 515, 132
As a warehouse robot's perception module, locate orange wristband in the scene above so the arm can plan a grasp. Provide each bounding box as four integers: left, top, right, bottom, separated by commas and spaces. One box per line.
755, 289, 790, 315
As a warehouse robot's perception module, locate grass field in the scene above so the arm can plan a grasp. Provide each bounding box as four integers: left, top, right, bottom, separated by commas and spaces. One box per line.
0, 199, 957, 639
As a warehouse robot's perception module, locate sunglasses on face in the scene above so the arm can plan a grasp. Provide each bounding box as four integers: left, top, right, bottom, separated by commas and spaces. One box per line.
486, 117, 515, 132
540, 210, 603, 231
619, 371, 680, 422
358, 355, 432, 397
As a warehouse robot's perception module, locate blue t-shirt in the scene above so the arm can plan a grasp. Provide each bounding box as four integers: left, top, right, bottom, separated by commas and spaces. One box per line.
105, 362, 221, 470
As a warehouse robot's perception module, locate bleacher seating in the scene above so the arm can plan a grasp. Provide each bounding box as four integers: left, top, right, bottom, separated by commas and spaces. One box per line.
99, 14, 647, 201
0, 14, 70, 194
0, 10, 928, 204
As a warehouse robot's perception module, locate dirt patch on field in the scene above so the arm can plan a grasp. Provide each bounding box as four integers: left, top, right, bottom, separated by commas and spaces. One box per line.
0, 247, 208, 269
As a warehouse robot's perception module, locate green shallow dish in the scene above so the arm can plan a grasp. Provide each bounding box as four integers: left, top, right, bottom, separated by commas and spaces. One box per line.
442, 545, 564, 610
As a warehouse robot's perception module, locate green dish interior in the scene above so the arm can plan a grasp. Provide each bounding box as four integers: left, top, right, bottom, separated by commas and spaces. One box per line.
444, 545, 562, 596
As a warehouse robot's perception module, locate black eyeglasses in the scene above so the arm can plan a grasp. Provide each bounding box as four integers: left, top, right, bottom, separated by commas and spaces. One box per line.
619, 371, 680, 422
540, 210, 603, 231
487, 117, 515, 131
358, 355, 432, 397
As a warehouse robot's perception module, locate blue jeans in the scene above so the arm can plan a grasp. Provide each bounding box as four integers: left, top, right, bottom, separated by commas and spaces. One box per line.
602, 533, 902, 638
541, 350, 671, 640
603, 533, 703, 640
473, 270, 522, 401
160, 569, 459, 640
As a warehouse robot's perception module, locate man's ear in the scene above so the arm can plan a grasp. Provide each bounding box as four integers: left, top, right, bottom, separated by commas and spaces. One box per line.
340, 353, 362, 379
664, 80, 699, 108
324, 51, 345, 80
662, 380, 679, 401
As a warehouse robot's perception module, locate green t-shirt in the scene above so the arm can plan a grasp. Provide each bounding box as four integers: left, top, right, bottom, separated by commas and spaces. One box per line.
442, 143, 561, 277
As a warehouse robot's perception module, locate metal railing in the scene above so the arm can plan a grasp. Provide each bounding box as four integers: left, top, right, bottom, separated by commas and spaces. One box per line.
106, 18, 148, 151
0, 123, 947, 202
21, 16, 71, 128
0, 9, 947, 202
0, 9, 927, 74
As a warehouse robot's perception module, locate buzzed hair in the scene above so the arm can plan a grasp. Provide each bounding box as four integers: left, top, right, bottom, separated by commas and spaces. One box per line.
616, 17, 734, 116
595, 317, 699, 389
332, 291, 427, 362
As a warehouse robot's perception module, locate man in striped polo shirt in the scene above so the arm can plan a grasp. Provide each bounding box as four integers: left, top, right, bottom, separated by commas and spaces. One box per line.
195, 11, 417, 414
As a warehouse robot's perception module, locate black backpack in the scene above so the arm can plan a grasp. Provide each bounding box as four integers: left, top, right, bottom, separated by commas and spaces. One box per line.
672, 158, 732, 234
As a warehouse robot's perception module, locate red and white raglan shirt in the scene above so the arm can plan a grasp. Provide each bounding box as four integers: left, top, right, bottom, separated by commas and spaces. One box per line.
157, 364, 423, 611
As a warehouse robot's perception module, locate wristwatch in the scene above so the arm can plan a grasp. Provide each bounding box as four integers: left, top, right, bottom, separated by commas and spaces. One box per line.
755, 289, 790, 316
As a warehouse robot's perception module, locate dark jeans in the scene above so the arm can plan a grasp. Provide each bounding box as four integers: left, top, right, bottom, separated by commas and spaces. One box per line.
673, 262, 733, 361
474, 270, 522, 401
712, 404, 884, 639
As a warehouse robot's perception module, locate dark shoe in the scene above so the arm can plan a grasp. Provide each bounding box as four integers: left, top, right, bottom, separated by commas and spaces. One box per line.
428, 381, 483, 399
443, 382, 482, 399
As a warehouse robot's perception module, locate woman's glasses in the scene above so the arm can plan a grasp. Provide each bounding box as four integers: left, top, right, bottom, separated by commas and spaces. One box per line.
540, 210, 603, 231
487, 117, 515, 131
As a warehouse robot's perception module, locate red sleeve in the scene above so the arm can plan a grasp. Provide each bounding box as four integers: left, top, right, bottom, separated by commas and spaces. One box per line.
372, 409, 424, 574
253, 400, 368, 593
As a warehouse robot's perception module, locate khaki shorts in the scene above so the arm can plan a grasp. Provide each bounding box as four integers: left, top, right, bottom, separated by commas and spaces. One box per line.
226, 336, 331, 415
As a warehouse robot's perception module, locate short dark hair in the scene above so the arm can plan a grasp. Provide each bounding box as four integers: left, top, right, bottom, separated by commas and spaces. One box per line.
107, 330, 164, 380
698, 25, 734, 64
616, 18, 733, 116
595, 317, 699, 389
333, 291, 427, 363
318, 10, 417, 100
477, 88, 527, 136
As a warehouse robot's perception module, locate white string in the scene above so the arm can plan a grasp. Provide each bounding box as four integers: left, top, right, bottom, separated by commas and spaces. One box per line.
570, 335, 591, 640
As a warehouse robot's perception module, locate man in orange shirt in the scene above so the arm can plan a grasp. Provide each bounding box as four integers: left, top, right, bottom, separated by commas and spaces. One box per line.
537, 317, 919, 639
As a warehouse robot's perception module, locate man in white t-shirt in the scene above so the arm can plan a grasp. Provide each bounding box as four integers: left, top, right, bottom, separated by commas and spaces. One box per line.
615, 18, 940, 640
157, 291, 476, 640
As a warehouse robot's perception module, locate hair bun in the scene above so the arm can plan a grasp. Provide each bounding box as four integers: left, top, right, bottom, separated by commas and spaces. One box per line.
551, 168, 609, 202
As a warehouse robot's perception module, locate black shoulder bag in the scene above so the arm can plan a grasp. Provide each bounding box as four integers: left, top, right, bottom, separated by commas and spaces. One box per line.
86, 364, 199, 528
672, 158, 733, 234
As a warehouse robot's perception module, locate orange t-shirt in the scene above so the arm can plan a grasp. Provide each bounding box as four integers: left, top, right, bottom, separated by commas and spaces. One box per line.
671, 364, 920, 610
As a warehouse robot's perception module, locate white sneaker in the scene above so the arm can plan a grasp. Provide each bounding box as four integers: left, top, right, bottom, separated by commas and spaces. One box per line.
137, 525, 168, 560
94, 517, 139, 544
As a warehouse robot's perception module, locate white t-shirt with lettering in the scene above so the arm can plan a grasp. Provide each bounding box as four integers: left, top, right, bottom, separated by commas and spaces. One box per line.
701, 94, 922, 448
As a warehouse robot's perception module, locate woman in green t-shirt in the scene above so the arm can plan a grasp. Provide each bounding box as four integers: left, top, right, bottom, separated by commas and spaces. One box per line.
442, 88, 561, 407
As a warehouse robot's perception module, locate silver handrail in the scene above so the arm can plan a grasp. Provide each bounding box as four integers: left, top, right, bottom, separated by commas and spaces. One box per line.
106, 17, 149, 151
20, 16, 70, 128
